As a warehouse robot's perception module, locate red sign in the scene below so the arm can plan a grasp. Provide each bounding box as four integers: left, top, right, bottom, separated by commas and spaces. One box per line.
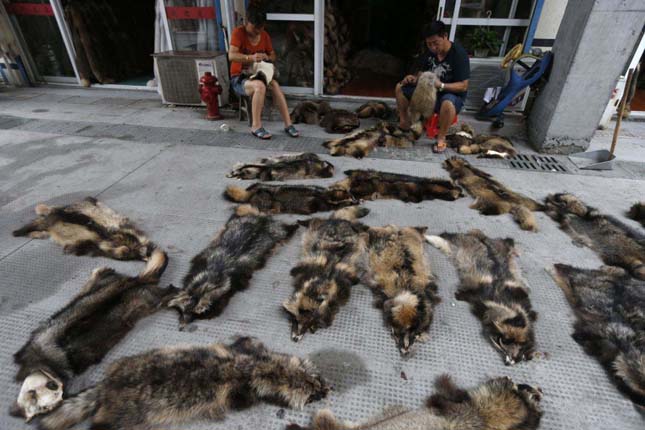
6, 2, 54, 16
165, 6, 216, 20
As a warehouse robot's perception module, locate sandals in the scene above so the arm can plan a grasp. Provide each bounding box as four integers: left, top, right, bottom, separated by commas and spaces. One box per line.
432, 142, 447, 153
251, 127, 272, 140
284, 124, 300, 138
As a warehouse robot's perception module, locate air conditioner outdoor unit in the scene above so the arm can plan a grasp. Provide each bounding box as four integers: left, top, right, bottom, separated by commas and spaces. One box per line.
153, 50, 229, 107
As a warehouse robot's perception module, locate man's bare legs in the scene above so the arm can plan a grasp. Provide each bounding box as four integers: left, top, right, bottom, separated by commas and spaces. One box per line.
436, 99, 456, 151
395, 83, 411, 130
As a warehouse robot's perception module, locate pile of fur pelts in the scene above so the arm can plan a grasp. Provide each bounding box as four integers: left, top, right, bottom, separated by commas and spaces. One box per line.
290, 100, 393, 134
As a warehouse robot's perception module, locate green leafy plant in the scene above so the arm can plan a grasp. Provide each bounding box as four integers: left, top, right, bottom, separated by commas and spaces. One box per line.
467, 27, 502, 54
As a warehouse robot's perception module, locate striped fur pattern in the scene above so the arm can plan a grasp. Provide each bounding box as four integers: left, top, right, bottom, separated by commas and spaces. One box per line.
333, 169, 463, 203
287, 374, 542, 430
426, 230, 537, 365
355, 101, 391, 119
227, 153, 335, 181
12, 197, 157, 261
627, 202, 645, 228
545, 193, 645, 280
550, 264, 645, 406
224, 183, 358, 215
283, 207, 369, 341
38, 337, 329, 430
168, 205, 298, 327
11, 250, 171, 421
365, 226, 440, 355
446, 123, 517, 159
443, 157, 544, 231
323, 121, 423, 159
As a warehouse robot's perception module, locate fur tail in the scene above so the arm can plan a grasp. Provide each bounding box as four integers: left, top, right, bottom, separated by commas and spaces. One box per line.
510, 205, 538, 231
224, 185, 251, 203
39, 386, 99, 430
289, 409, 346, 430
425, 235, 452, 255
139, 248, 168, 280
331, 206, 369, 221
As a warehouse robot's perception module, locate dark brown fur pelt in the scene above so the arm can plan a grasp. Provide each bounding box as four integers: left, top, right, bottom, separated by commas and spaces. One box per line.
443, 157, 544, 231
446, 123, 517, 159
227, 153, 335, 181
628, 202, 645, 227
290, 100, 332, 125
426, 230, 537, 365
224, 183, 358, 215
365, 226, 440, 355
550, 264, 645, 406
38, 337, 330, 430
12, 197, 157, 261
168, 205, 298, 327
323, 121, 423, 159
320, 109, 360, 134
287, 374, 543, 430
355, 101, 391, 119
545, 193, 645, 280
333, 169, 463, 203
284, 207, 370, 341
11, 250, 171, 421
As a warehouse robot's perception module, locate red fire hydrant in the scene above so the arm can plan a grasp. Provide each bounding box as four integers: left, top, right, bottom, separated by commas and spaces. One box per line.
199, 72, 223, 120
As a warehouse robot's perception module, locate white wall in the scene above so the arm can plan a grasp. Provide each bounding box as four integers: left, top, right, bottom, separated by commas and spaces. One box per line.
534, 0, 568, 40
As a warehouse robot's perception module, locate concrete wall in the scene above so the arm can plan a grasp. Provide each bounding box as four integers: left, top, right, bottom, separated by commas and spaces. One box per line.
527, 0, 645, 154
534, 0, 568, 42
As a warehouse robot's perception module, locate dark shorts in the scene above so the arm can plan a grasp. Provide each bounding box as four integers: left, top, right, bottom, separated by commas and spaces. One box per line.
401, 83, 465, 114
231, 75, 248, 97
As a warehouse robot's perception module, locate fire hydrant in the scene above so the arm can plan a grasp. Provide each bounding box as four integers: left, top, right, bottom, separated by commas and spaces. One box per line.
199, 72, 223, 120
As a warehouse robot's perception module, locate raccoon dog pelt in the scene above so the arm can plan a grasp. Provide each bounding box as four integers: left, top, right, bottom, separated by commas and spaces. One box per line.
168, 205, 298, 327
408, 71, 438, 123
550, 264, 645, 406
443, 157, 544, 231
227, 153, 335, 181
11, 250, 171, 421
446, 123, 517, 159
426, 230, 537, 365
627, 202, 645, 227
323, 121, 423, 159
12, 197, 158, 261
224, 183, 358, 215
365, 226, 440, 355
284, 207, 369, 341
545, 193, 645, 280
355, 101, 391, 119
333, 169, 463, 203
287, 374, 543, 430
320, 109, 361, 134
290, 100, 332, 125
38, 337, 330, 430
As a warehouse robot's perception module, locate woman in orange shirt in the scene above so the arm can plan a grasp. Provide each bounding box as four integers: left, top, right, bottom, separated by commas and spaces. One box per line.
229, 7, 299, 140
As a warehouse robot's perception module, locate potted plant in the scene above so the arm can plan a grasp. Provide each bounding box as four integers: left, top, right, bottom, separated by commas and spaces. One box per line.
467, 27, 502, 58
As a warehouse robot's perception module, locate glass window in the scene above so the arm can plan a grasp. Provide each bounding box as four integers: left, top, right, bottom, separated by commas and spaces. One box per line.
445, 0, 532, 19
264, 20, 313, 87
252, 0, 314, 14
165, 0, 218, 51
7, 0, 75, 77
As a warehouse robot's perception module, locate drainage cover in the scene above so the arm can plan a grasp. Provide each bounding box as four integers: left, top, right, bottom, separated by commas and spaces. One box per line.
508, 154, 569, 173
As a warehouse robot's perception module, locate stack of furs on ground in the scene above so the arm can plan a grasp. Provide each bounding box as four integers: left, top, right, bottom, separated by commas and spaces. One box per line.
290, 101, 360, 134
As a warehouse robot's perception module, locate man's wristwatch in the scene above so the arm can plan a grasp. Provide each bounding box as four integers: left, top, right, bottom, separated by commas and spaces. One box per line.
439, 83, 445, 92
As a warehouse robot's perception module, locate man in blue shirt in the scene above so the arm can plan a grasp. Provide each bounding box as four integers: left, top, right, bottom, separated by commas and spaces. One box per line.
395, 20, 470, 153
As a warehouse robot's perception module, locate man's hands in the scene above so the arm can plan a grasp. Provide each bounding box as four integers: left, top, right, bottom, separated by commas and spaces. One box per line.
253, 53, 269, 62
401, 75, 417, 85
433, 78, 444, 89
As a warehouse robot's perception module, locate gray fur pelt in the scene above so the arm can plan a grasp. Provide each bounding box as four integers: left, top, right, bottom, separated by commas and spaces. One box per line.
446, 123, 517, 159
227, 153, 335, 181
550, 264, 645, 407
409, 71, 437, 123
39, 337, 330, 430
168, 205, 298, 327
545, 193, 645, 280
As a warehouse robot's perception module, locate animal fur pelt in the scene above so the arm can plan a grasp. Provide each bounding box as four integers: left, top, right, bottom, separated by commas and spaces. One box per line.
409, 71, 437, 123
10, 249, 171, 422
38, 337, 330, 430
443, 157, 544, 231
320, 109, 361, 134
550, 264, 645, 406
290, 100, 332, 125
168, 205, 298, 327
224, 183, 358, 215
287, 374, 543, 430
12, 197, 157, 261
545, 193, 645, 280
284, 207, 369, 341
227, 153, 335, 181
426, 230, 537, 365
355, 101, 391, 119
446, 123, 517, 159
364, 226, 440, 355
628, 202, 645, 227
323, 121, 423, 159
333, 169, 463, 203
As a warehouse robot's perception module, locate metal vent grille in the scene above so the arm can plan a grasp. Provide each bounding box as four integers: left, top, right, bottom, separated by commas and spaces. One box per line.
508, 154, 569, 173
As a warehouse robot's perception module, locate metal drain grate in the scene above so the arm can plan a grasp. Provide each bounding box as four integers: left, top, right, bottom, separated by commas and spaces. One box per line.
508, 154, 569, 173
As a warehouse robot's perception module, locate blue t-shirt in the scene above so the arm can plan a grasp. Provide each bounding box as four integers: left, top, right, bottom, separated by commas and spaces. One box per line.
417, 40, 470, 99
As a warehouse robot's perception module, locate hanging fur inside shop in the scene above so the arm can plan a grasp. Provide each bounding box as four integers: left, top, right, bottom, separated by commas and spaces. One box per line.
63, 0, 155, 86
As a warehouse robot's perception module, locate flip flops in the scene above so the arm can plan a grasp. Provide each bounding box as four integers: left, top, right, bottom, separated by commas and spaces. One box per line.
432, 143, 447, 153
284, 125, 300, 138
251, 127, 272, 140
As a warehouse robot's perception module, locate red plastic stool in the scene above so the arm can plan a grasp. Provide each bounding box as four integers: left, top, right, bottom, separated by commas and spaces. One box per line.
425, 113, 458, 138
